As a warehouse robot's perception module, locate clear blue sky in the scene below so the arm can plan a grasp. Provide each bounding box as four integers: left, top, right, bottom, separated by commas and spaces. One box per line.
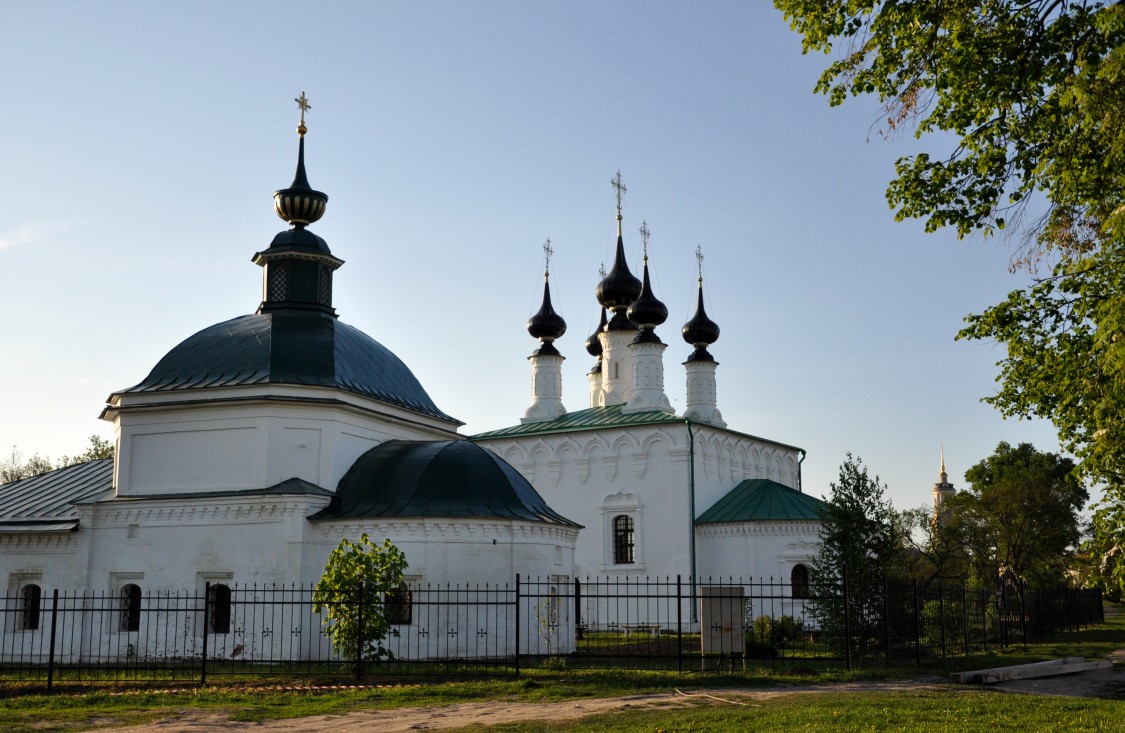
0, 1, 1064, 512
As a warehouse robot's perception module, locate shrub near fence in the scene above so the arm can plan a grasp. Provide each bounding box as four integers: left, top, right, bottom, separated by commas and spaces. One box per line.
0, 577, 1103, 687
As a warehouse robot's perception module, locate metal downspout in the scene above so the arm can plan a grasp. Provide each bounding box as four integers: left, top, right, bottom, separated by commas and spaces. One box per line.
686, 418, 698, 623
798, 449, 806, 493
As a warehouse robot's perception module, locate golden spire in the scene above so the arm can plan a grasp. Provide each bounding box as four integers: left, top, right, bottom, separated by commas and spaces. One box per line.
940, 444, 948, 482
295, 91, 311, 137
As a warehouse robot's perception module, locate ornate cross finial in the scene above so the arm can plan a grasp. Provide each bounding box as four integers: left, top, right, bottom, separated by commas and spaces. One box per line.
695, 244, 705, 282
639, 220, 651, 260
543, 238, 554, 276
295, 91, 311, 136
610, 170, 627, 217
598, 262, 607, 280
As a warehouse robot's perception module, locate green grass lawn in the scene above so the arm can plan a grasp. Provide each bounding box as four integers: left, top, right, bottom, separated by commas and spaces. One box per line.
0, 605, 1121, 733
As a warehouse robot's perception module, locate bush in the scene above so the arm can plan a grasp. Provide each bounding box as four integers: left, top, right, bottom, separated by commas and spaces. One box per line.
312, 534, 408, 662
746, 614, 806, 655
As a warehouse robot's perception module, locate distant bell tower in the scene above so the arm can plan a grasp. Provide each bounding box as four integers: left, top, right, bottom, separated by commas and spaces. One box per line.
932, 446, 956, 520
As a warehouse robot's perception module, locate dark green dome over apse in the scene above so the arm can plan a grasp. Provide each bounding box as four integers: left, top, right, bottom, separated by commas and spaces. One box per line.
124, 313, 458, 424
310, 440, 579, 526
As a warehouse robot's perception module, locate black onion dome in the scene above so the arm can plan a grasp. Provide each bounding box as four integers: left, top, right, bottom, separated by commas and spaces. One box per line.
122, 312, 459, 423
585, 307, 608, 357
273, 135, 328, 227
682, 280, 720, 361
527, 275, 567, 343
310, 440, 580, 526
627, 259, 668, 343
595, 235, 642, 314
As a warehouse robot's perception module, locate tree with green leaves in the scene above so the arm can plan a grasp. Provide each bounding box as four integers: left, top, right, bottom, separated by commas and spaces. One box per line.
312, 534, 408, 663
773, 0, 1125, 588
953, 441, 1088, 587
897, 504, 970, 589
57, 435, 115, 468
0, 435, 115, 484
811, 454, 906, 651
1077, 499, 1125, 601
0, 448, 53, 484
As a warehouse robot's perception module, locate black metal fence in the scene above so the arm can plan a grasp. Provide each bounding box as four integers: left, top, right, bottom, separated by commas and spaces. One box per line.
0, 577, 1103, 688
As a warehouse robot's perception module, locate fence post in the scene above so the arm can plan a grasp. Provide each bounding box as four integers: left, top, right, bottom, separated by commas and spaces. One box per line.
514, 574, 521, 677
201, 582, 210, 686
882, 578, 890, 666
47, 589, 59, 692
938, 581, 946, 658
912, 579, 921, 667
355, 582, 364, 681
999, 585, 1008, 648
962, 584, 969, 656
842, 570, 851, 671
574, 577, 582, 642
1020, 580, 1029, 644
676, 575, 683, 674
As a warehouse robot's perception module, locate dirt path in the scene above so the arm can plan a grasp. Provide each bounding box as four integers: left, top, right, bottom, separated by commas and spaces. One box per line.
80, 680, 950, 733
81, 661, 1125, 732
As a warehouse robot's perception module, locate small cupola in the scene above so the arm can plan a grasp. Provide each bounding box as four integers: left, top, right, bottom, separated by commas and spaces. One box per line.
585, 306, 607, 371
682, 268, 720, 362
527, 241, 567, 356
595, 171, 641, 331
680, 247, 724, 426
626, 221, 668, 344
522, 240, 568, 423
253, 92, 343, 316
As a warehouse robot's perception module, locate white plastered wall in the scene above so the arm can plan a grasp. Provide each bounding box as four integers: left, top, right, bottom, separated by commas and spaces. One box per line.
475, 423, 806, 582
108, 384, 461, 497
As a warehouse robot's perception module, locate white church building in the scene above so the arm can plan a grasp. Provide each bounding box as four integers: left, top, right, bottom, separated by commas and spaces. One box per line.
472, 176, 824, 588
0, 103, 824, 661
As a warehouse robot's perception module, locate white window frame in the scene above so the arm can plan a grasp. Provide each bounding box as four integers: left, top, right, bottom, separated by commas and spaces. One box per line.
600, 492, 643, 573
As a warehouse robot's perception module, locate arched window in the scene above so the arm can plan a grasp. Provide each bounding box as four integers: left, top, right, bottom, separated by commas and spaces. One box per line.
19, 584, 41, 631
384, 588, 412, 625
120, 584, 142, 632
612, 515, 635, 565
791, 564, 810, 599
207, 584, 232, 634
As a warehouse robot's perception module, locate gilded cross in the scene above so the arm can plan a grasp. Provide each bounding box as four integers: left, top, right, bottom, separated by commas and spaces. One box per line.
639, 220, 651, 259
598, 262, 607, 280
295, 91, 311, 126
610, 170, 627, 215
695, 244, 705, 281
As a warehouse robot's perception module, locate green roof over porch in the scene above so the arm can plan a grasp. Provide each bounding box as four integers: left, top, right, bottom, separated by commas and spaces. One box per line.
696, 478, 827, 524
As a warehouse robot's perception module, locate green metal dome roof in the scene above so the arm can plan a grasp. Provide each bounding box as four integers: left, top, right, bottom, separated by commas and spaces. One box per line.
310, 440, 579, 526
696, 478, 827, 524
122, 312, 458, 424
